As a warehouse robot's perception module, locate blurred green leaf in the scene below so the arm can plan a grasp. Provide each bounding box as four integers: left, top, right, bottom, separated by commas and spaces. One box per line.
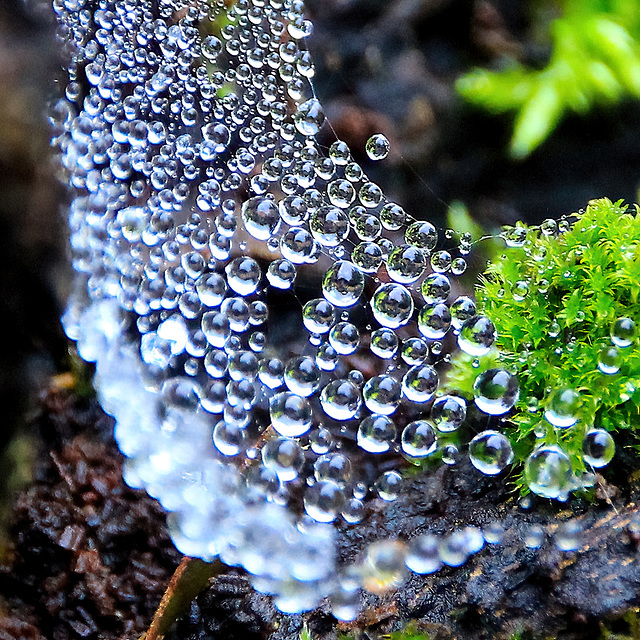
457, 0, 640, 157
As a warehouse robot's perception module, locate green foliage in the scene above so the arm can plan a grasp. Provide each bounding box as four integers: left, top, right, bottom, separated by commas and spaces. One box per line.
456, 0, 640, 158
444, 198, 640, 492
386, 624, 431, 640
336, 623, 431, 640
299, 623, 313, 640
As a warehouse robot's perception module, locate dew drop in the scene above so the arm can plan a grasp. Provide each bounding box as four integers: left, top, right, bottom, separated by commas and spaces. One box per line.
468, 430, 514, 475
270, 392, 313, 437
322, 261, 364, 308
371, 283, 414, 328
524, 444, 579, 500
304, 480, 345, 523
458, 316, 497, 356
357, 415, 397, 453
431, 395, 466, 432
401, 420, 437, 458
320, 379, 361, 420
611, 317, 636, 347
544, 387, 580, 428
473, 369, 519, 415
582, 428, 615, 468
365, 133, 390, 160
405, 534, 441, 574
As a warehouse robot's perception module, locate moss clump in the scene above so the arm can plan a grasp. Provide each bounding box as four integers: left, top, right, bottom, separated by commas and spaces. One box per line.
445, 198, 640, 494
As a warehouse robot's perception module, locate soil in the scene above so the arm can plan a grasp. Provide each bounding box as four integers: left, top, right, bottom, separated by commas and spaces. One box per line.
2, 1, 640, 639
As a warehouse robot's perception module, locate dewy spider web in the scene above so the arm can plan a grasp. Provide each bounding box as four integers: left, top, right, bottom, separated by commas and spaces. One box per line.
50, 0, 575, 618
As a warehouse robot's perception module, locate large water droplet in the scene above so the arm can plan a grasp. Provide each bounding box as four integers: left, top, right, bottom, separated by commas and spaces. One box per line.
357, 414, 397, 453
371, 283, 414, 329
365, 133, 390, 161
544, 387, 580, 428
431, 395, 466, 432
582, 428, 615, 468
320, 379, 361, 420
473, 369, 519, 415
294, 98, 325, 136
270, 392, 313, 437
468, 430, 513, 475
304, 480, 345, 523
611, 317, 636, 347
401, 420, 437, 458
402, 364, 438, 403
242, 196, 280, 240
322, 261, 364, 307
458, 316, 497, 356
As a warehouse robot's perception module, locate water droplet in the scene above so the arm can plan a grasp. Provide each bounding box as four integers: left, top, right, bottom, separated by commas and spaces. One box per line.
294, 98, 325, 136
363, 375, 401, 415
225, 256, 261, 296
611, 317, 636, 347
371, 283, 414, 328
554, 521, 581, 551
441, 443, 459, 465
316, 343, 339, 371
401, 420, 437, 458
270, 392, 313, 437
310, 206, 350, 247
405, 534, 441, 574
504, 226, 527, 247
370, 328, 399, 359
341, 498, 365, 524
418, 303, 451, 340
473, 369, 519, 415
387, 245, 426, 284
524, 444, 579, 500
213, 420, 246, 456
582, 428, 615, 468
304, 480, 345, 522
310, 427, 334, 455
431, 395, 466, 432
458, 316, 497, 356
483, 522, 504, 544
402, 364, 438, 403
357, 415, 397, 453
365, 133, 390, 160
361, 540, 407, 593
314, 452, 352, 486
284, 356, 321, 397
320, 379, 361, 420
329, 321, 360, 355
524, 524, 545, 548
421, 273, 451, 304
241, 196, 280, 240
401, 337, 429, 365
544, 387, 580, 428
322, 261, 364, 307
262, 437, 305, 482
405, 221, 438, 250
352, 242, 383, 273
267, 259, 297, 289
374, 470, 403, 501
303, 298, 336, 334
468, 430, 513, 475
196, 273, 227, 307
597, 345, 621, 374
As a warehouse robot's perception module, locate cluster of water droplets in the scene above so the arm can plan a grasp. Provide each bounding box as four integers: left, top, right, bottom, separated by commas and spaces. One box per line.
51, 0, 530, 617
499, 221, 628, 501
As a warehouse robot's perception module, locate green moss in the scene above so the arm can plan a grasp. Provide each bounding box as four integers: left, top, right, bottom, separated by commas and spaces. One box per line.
457, 0, 640, 158
336, 622, 431, 640
444, 198, 640, 493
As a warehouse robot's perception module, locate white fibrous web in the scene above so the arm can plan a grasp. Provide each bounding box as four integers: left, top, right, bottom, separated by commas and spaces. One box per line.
51, 0, 523, 617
